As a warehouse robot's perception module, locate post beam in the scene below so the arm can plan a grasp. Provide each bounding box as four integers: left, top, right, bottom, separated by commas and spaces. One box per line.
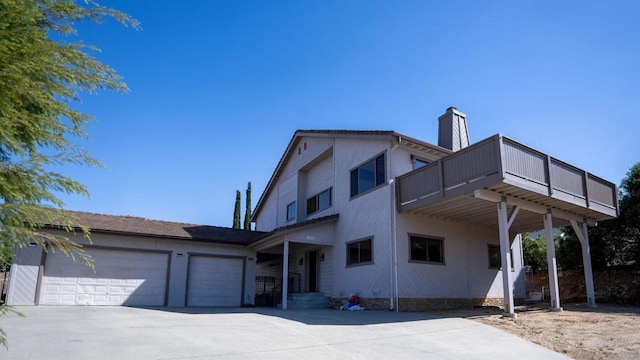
282, 240, 289, 310
544, 212, 562, 311
507, 206, 520, 229
498, 198, 516, 317
570, 220, 597, 307
474, 189, 596, 226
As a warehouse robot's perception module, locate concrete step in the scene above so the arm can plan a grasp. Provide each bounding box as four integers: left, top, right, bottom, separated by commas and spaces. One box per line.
284, 292, 329, 309
288, 292, 326, 301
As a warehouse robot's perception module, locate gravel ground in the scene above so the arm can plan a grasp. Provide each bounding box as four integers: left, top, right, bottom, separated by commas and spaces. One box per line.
435, 303, 640, 360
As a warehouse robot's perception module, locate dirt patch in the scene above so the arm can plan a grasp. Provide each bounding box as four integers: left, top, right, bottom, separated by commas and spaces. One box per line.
435, 303, 640, 360
527, 269, 640, 305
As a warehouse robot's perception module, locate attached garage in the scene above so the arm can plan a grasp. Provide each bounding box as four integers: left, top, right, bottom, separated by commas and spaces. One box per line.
186, 255, 244, 307
39, 247, 169, 306
7, 210, 264, 307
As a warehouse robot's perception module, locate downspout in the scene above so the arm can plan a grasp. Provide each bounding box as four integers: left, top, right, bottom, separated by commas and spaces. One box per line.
392, 181, 399, 312
389, 139, 400, 311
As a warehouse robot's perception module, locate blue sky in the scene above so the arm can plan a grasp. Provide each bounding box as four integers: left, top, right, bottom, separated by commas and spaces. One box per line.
60, 0, 639, 227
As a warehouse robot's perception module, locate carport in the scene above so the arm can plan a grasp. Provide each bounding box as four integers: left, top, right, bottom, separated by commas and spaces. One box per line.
397, 134, 619, 316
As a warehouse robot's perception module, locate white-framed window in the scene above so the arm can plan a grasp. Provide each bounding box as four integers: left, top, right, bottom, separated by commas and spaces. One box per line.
286, 201, 296, 221
350, 153, 385, 198
307, 188, 332, 215
409, 235, 444, 264
347, 237, 373, 267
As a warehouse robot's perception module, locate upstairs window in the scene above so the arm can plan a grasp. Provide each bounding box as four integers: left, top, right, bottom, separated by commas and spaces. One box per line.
347, 238, 373, 266
307, 188, 332, 215
411, 155, 429, 170
350, 153, 385, 197
286, 202, 296, 221
409, 235, 444, 264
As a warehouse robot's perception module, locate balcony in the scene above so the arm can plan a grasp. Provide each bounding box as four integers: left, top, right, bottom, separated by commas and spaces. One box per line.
396, 134, 619, 232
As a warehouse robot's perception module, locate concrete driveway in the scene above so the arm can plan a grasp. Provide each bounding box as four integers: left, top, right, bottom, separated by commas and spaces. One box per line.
1, 306, 568, 359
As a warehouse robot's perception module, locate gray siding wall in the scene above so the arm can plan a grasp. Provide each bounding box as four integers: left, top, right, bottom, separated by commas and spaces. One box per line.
304, 156, 335, 221
331, 138, 393, 301
6, 244, 43, 305
396, 213, 525, 299
277, 174, 298, 227
256, 259, 282, 279
256, 192, 278, 232
305, 156, 334, 198
7, 231, 256, 306
255, 137, 334, 232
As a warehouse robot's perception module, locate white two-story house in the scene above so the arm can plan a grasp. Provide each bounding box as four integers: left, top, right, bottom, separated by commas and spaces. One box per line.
251, 107, 619, 315
7, 107, 618, 316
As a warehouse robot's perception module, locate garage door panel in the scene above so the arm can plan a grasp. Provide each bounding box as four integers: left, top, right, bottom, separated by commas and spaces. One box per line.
40, 248, 168, 306
187, 256, 243, 307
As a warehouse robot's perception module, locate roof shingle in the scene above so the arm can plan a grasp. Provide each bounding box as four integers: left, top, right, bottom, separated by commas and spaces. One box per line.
47, 210, 266, 246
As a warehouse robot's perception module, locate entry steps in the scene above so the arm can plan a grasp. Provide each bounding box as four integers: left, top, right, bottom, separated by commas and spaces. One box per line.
280, 292, 329, 309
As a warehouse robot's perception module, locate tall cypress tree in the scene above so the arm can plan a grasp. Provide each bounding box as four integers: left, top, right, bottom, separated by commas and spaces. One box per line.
233, 190, 241, 229
244, 182, 252, 230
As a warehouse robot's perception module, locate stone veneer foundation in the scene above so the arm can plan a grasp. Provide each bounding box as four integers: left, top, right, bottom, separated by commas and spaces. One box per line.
331, 297, 517, 311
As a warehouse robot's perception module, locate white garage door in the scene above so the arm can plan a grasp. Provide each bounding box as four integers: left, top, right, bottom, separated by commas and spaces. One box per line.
39, 248, 169, 306
186, 256, 244, 307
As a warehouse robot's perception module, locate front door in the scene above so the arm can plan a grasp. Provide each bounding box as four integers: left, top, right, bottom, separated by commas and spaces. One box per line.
308, 250, 318, 292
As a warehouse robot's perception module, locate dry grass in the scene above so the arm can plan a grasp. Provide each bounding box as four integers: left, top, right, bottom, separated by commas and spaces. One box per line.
435, 303, 640, 360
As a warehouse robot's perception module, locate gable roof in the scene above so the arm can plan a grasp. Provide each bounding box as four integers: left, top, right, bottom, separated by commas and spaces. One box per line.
251, 129, 451, 220
46, 210, 267, 246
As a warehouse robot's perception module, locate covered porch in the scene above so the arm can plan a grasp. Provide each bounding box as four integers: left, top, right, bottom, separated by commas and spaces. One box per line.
250, 215, 338, 309
396, 134, 619, 317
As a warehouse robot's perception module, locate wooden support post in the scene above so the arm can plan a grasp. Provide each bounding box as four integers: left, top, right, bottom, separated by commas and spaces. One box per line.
544, 212, 562, 311
570, 220, 597, 307
282, 240, 289, 310
498, 199, 515, 317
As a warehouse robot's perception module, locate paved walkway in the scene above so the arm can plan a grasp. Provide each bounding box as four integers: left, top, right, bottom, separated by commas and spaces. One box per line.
1, 307, 569, 359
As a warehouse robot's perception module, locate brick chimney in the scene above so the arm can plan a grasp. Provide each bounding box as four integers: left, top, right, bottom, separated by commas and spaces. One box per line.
438, 106, 470, 151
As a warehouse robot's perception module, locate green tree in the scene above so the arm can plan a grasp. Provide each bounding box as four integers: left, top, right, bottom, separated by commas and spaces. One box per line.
232, 190, 241, 229
558, 162, 640, 270
243, 182, 252, 231
619, 162, 640, 265
556, 231, 582, 270
0, 0, 137, 348
0, 238, 12, 269
522, 233, 547, 272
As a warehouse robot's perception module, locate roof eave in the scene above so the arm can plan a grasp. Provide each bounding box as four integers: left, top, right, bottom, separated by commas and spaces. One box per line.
43, 224, 265, 247
249, 214, 339, 248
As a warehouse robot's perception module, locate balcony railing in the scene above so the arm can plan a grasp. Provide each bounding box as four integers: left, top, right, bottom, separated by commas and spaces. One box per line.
397, 134, 618, 219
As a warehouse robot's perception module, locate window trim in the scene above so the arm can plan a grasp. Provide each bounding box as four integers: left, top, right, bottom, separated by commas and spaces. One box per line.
349, 152, 387, 199
306, 187, 332, 216
286, 201, 296, 222
346, 237, 374, 267
408, 234, 445, 265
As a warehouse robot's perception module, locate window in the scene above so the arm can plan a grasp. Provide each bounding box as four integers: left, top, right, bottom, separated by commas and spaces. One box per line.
347, 238, 373, 266
409, 235, 444, 264
411, 156, 429, 169
350, 153, 385, 197
286, 202, 296, 221
488, 244, 514, 269
307, 188, 332, 215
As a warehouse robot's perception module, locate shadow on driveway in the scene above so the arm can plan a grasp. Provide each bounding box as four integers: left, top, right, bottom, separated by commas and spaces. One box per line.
134, 306, 445, 326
